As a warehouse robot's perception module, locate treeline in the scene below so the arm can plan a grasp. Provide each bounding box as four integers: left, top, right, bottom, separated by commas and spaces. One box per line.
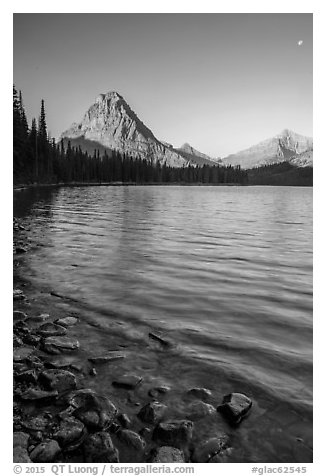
247, 162, 313, 186
13, 87, 248, 185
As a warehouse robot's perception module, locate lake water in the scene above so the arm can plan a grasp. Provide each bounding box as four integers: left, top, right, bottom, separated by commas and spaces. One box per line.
14, 185, 313, 462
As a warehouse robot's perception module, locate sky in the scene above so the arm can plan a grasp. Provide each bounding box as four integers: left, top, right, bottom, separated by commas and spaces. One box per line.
13, 13, 312, 157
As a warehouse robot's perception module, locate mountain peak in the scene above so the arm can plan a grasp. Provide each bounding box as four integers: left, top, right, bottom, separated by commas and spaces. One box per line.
61, 92, 188, 168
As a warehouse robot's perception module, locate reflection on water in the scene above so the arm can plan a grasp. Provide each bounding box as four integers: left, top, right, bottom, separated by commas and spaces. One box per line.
14, 185, 313, 462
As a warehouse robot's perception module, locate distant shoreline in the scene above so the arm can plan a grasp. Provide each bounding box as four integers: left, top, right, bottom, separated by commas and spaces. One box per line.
13, 181, 312, 191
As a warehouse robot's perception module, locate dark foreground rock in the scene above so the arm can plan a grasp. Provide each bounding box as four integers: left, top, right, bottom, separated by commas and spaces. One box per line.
150, 446, 185, 463
13, 446, 32, 463
118, 429, 146, 451
40, 369, 77, 393
192, 435, 230, 462
54, 416, 85, 448
83, 432, 119, 462
30, 439, 61, 462
217, 392, 252, 424
153, 420, 193, 449
138, 401, 167, 424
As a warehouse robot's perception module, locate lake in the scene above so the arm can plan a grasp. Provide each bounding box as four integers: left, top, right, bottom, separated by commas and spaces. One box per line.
13, 185, 313, 462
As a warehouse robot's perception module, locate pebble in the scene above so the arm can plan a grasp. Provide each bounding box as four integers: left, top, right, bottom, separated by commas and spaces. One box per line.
20, 388, 59, 401
148, 386, 171, 399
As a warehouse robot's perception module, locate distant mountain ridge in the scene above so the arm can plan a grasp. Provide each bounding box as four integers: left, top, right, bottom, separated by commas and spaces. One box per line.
176, 143, 222, 166
61, 91, 189, 168
222, 129, 313, 169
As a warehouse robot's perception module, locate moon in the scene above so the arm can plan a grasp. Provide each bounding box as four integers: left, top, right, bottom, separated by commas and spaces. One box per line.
297, 40, 303, 46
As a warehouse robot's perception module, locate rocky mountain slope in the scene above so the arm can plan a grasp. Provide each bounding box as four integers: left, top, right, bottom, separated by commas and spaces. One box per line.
61, 92, 189, 168
223, 129, 313, 169
175, 143, 222, 166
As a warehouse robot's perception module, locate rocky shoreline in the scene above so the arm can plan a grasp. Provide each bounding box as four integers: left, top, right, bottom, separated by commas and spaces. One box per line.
13, 215, 253, 464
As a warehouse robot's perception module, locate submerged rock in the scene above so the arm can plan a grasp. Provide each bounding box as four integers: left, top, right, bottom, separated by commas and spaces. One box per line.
153, 420, 193, 449
187, 387, 213, 401
30, 439, 61, 463
138, 401, 167, 424
83, 432, 119, 463
42, 336, 80, 354
150, 446, 185, 463
37, 322, 67, 337
217, 392, 252, 424
112, 374, 143, 389
148, 386, 171, 399
186, 401, 216, 420
68, 389, 118, 430
13, 289, 25, 301
55, 316, 79, 327
13, 311, 28, 322
149, 332, 171, 347
89, 351, 126, 364
40, 369, 77, 393
192, 435, 230, 462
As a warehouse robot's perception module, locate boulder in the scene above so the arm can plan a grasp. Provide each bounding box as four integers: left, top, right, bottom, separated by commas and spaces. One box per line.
40, 369, 77, 393
118, 429, 146, 451
22, 415, 50, 432
150, 446, 185, 463
13, 432, 29, 448
217, 392, 252, 424
15, 370, 38, 385
187, 387, 212, 401
186, 401, 216, 420
20, 388, 58, 401
112, 374, 143, 389
138, 401, 167, 424
13, 347, 34, 362
54, 416, 85, 447
68, 389, 118, 430
37, 322, 67, 337
83, 432, 119, 463
13, 311, 28, 322
42, 336, 80, 354
153, 420, 193, 449
55, 316, 79, 327
30, 439, 61, 462
13, 446, 32, 463
192, 435, 230, 462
